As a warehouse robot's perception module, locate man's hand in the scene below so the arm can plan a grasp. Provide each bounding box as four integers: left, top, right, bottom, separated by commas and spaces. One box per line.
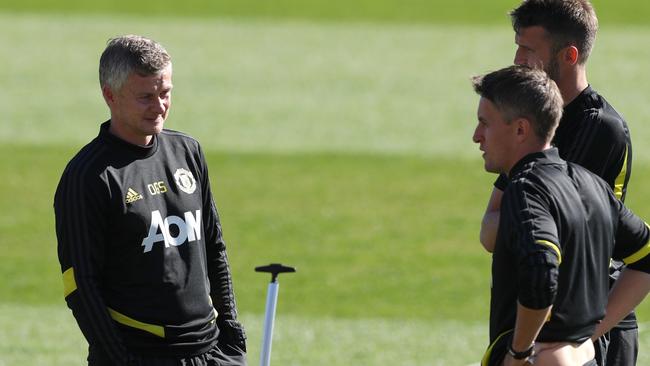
480, 187, 503, 252
217, 319, 247, 354
502, 354, 532, 366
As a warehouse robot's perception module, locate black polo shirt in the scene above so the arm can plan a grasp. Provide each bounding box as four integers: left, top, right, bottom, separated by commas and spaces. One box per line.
489, 148, 650, 345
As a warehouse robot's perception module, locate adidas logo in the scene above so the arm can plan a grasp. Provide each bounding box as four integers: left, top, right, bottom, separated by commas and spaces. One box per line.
125, 188, 144, 204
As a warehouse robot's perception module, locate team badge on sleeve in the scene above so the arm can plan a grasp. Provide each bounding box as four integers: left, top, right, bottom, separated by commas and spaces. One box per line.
174, 168, 197, 194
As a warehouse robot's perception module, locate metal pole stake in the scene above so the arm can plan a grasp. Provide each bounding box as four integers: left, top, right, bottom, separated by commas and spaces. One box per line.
255, 263, 296, 366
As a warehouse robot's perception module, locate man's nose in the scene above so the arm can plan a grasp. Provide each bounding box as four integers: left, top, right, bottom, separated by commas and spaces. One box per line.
152, 97, 166, 113
513, 48, 526, 66
472, 126, 482, 143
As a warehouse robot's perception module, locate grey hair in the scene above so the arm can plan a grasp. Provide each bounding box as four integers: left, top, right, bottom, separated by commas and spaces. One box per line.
472, 65, 563, 143
99, 35, 171, 91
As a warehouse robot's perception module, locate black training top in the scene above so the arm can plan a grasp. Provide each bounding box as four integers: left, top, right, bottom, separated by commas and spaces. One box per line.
492, 86, 635, 329
489, 148, 650, 345
494, 86, 632, 197
555, 86, 635, 328
495, 86, 631, 200
55, 122, 241, 363
553, 85, 632, 201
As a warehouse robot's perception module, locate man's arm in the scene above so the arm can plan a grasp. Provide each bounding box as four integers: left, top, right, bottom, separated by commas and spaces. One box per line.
55, 166, 132, 365
501, 179, 561, 364
594, 197, 650, 339
592, 268, 650, 340
504, 303, 552, 366
197, 144, 247, 355
480, 187, 503, 253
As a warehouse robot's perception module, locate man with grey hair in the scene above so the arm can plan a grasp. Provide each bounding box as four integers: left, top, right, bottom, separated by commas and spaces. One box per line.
473, 65, 650, 366
55, 35, 247, 365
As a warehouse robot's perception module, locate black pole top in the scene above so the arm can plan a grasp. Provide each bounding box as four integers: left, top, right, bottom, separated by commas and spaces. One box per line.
255, 263, 296, 282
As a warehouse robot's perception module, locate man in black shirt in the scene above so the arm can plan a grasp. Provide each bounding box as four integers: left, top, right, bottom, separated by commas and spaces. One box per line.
54, 35, 247, 365
479, 1, 635, 364
472, 65, 650, 366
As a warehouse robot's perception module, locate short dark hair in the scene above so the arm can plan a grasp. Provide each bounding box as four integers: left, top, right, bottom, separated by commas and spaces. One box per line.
99, 35, 171, 91
472, 65, 563, 143
510, 0, 598, 64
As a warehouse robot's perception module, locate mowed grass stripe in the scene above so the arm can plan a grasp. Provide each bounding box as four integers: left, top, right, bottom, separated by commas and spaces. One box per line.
5, 304, 650, 365
0, 303, 484, 366
0, 0, 649, 25
1, 14, 649, 160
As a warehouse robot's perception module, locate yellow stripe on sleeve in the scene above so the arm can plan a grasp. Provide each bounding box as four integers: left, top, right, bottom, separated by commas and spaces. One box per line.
623, 224, 650, 265
212, 308, 219, 322
107, 308, 165, 338
63, 267, 77, 298
613, 145, 629, 201
536, 240, 562, 264
207, 296, 219, 323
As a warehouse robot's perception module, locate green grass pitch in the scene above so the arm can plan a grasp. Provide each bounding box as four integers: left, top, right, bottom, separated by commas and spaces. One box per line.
1, 3, 650, 365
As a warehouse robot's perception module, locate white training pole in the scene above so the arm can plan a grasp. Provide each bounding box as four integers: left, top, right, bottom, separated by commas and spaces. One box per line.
255, 263, 295, 366
260, 280, 279, 366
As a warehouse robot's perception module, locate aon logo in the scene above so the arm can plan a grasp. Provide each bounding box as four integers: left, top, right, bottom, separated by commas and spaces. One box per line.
141, 210, 202, 253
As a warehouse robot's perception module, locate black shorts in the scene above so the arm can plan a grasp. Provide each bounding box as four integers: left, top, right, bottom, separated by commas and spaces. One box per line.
88, 342, 246, 366
594, 326, 638, 366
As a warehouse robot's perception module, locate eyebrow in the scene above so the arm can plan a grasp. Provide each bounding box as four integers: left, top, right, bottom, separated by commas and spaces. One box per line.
518, 44, 534, 51
137, 88, 172, 97
514, 35, 534, 50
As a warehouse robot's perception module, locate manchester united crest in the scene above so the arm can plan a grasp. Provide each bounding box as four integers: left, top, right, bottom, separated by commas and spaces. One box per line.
174, 168, 197, 194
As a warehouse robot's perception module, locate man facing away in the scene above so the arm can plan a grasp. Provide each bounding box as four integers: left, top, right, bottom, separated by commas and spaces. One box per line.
472, 65, 650, 366
480, 1, 634, 364
54, 35, 247, 365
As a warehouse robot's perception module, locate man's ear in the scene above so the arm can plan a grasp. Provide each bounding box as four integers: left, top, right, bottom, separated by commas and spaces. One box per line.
514, 117, 531, 142
561, 45, 579, 66
102, 85, 115, 106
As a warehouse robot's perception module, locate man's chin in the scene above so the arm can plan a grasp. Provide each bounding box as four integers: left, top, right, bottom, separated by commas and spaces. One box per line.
484, 164, 500, 174
145, 122, 164, 135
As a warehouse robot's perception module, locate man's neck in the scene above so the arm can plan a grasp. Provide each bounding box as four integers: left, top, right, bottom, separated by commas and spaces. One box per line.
108, 120, 153, 146
556, 67, 589, 107
506, 142, 553, 177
